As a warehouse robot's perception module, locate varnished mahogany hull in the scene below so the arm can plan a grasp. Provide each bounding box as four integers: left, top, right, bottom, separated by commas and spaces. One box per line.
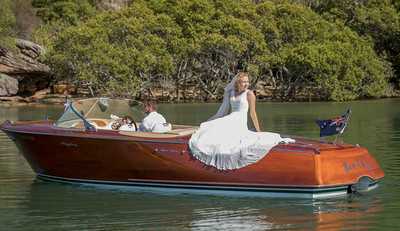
1, 120, 384, 198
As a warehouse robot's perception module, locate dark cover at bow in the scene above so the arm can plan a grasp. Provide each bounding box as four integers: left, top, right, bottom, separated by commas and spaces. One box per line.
316, 109, 351, 137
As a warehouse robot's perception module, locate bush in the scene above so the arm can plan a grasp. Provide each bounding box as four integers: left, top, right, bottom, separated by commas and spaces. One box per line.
0, 0, 16, 49
41, 1, 178, 96
297, 0, 400, 88
255, 2, 391, 100
32, 0, 96, 25
33, 0, 394, 101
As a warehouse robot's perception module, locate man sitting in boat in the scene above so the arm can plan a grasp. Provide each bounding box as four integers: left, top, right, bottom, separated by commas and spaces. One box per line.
139, 99, 172, 133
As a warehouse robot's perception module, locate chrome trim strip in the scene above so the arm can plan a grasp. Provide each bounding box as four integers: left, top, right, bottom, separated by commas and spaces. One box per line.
125, 178, 359, 189
35, 173, 362, 199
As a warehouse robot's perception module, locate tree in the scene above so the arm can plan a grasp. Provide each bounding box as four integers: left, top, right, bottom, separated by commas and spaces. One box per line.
0, 0, 16, 49
32, 0, 97, 25
147, 0, 268, 100
296, 0, 400, 88
254, 2, 391, 101
40, 1, 179, 97
33, 0, 394, 101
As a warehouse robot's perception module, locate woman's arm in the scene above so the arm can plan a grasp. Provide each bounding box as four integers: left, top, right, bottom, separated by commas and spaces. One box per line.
247, 90, 261, 132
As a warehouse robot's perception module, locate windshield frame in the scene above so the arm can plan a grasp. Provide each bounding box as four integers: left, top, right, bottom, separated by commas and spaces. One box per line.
54, 98, 144, 130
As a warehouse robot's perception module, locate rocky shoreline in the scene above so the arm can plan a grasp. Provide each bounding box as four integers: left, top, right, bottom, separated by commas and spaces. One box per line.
0, 39, 51, 101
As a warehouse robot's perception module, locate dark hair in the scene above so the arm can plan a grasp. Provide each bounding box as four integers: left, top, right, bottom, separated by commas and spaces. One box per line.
143, 99, 157, 110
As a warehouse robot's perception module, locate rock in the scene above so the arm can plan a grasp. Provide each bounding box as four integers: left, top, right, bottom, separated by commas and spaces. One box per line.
0, 73, 18, 96
0, 45, 50, 75
0, 39, 52, 97
38, 94, 71, 104
16, 76, 50, 95
15, 39, 45, 59
53, 83, 77, 95
28, 88, 51, 101
0, 91, 67, 104
0, 95, 27, 103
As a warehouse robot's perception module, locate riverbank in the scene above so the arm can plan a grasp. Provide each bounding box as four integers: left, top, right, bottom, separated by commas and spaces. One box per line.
1, 91, 400, 106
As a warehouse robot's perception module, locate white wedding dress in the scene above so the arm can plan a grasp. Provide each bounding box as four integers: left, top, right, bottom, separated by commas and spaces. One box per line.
189, 89, 295, 170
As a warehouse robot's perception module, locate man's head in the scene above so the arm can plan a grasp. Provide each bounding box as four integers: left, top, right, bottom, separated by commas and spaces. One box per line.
143, 99, 157, 114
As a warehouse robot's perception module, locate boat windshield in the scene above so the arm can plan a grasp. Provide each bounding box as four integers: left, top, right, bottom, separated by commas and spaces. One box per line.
55, 98, 144, 129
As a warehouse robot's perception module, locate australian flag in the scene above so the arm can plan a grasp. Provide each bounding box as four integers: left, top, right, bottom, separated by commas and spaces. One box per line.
316, 109, 351, 137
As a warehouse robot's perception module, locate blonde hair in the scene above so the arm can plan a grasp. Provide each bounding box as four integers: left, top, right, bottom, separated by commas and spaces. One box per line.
234, 72, 250, 92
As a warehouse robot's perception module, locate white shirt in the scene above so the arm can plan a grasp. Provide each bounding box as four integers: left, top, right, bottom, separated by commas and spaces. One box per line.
139, 111, 171, 133
119, 124, 136, 132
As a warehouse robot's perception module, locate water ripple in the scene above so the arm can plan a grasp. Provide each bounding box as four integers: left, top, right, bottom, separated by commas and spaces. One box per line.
1, 101, 400, 230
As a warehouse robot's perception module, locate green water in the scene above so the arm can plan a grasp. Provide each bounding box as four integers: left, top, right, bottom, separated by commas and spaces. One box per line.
0, 99, 399, 230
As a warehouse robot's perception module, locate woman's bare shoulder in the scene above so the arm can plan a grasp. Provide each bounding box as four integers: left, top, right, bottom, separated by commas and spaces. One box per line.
247, 90, 256, 98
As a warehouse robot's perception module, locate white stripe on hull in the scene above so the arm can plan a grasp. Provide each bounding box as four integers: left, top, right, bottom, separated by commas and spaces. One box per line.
34, 173, 379, 199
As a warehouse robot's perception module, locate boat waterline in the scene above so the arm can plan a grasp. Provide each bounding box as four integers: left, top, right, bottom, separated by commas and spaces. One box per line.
36, 173, 380, 199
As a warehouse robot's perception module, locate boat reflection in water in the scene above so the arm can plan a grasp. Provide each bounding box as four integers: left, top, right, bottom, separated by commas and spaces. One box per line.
0, 98, 384, 199
18, 180, 382, 230
189, 199, 382, 231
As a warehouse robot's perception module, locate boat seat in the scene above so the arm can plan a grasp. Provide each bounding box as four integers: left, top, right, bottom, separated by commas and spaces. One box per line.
89, 119, 108, 127
71, 119, 110, 129
70, 119, 198, 137
166, 127, 198, 136
119, 126, 198, 138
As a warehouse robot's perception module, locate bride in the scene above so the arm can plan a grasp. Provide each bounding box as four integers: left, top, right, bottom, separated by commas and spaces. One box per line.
189, 72, 295, 170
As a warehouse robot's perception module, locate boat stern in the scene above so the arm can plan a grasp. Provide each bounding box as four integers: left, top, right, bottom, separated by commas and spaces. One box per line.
316, 144, 384, 193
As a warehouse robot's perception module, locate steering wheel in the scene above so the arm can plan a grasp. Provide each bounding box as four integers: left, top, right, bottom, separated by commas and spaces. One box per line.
111, 115, 137, 131
123, 115, 137, 131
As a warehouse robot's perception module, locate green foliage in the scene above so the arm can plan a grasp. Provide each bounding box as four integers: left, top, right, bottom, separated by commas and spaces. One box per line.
255, 2, 391, 101
34, 0, 394, 101
0, 0, 16, 49
279, 42, 389, 101
42, 1, 179, 96
393, 0, 400, 11
301, 0, 400, 87
30, 0, 97, 60
32, 0, 96, 25
139, 0, 268, 98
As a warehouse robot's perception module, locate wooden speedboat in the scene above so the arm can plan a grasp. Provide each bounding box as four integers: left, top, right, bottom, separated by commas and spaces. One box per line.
0, 98, 384, 198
